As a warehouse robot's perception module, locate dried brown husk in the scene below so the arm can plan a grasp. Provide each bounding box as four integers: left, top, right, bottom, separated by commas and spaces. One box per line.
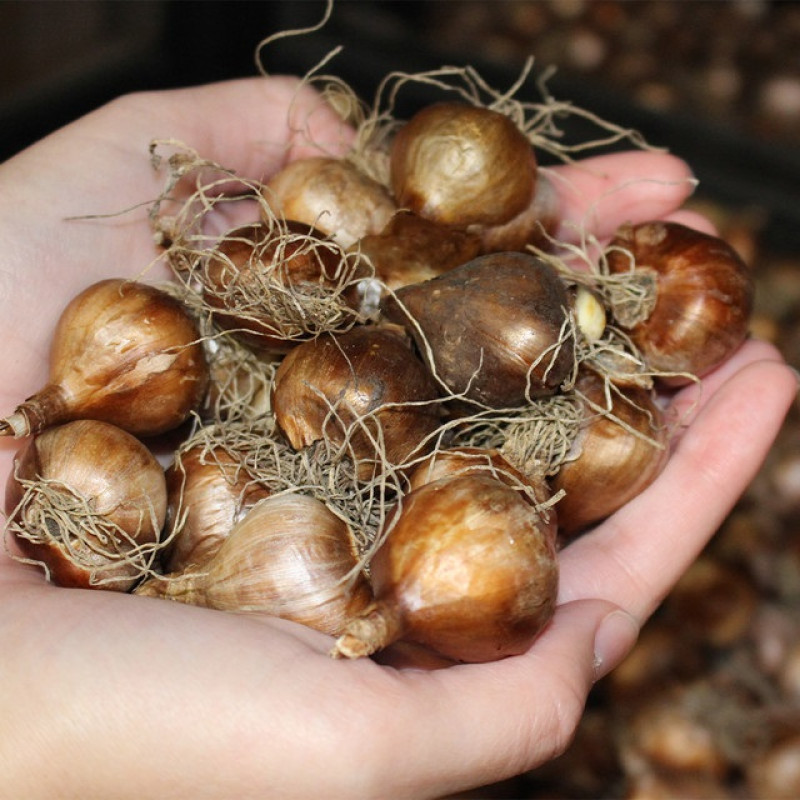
389, 100, 539, 229
407, 446, 553, 507
472, 169, 561, 254
530, 217, 752, 390
263, 157, 397, 249
529, 233, 699, 388
605, 221, 755, 380
6, 479, 164, 591
0, 278, 209, 439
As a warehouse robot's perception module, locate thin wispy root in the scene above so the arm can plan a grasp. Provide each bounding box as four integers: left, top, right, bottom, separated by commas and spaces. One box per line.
5, 478, 166, 588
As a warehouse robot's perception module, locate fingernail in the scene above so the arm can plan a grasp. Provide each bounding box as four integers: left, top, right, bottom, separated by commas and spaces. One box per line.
593, 609, 640, 682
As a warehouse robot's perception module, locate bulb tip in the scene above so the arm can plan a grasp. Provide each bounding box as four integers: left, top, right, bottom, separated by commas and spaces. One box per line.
329, 632, 377, 660
328, 602, 401, 660
0, 412, 28, 438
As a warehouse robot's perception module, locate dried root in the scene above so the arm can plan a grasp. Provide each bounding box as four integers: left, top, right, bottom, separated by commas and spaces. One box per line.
5, 478, 165, 590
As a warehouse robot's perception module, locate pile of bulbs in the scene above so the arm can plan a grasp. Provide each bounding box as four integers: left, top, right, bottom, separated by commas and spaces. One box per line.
2, 79, 754, 666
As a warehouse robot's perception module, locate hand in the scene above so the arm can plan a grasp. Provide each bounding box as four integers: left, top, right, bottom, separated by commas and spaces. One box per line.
0, 77, 795, 800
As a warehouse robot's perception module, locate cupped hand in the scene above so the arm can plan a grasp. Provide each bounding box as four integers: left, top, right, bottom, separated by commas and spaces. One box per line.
0, 77, 795, 800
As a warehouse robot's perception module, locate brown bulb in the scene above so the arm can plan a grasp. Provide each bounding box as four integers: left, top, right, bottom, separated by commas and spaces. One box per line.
264, 156, 397, 248
386, 251, 575, 408
162, 445, 271, 572
0, 279, 208, 438
271, 325, 442, 480
471, 170, 561, 253
390, 102, 537, 228
5, 420, 167, 590
202, 221, 360, 353
408, 446, 553, 512
607, 221, 754, 380
333, 473, 558, 663
136, 493, 373, 637
550, 369, 668, 536
348, 210, 481, 308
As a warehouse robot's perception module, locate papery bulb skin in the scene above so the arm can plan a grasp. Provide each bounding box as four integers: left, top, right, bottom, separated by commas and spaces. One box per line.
271, 325, 442, 480
162, 446, 270, 572
264, 157, 397, 249
137, 494, 374, 637
202, 221, 359, 353
607, 221, 754, 380
0, 279, 209, 438
5, 420, 167, 590
390, 102, 537, 228
387, 252, 575, 408
550, 370, 668, 537
333, 473, 558, 663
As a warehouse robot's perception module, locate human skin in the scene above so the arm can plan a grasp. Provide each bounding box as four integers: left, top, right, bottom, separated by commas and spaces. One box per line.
0, 76, 795, 799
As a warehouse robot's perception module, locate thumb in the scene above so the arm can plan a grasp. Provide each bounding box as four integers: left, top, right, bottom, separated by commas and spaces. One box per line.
591, 604, 642, 682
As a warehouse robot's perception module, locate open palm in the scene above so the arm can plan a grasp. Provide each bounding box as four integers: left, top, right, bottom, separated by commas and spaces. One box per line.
0, 77, 795, 800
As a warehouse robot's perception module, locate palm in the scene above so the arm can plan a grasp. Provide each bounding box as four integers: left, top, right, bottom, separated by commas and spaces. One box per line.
0, 77, 795, 800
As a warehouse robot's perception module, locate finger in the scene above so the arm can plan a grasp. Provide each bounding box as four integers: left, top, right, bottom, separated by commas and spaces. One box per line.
558, 356, 797, 620
104, 76, 355, 184
359, 599, 637, 798
666, 338, 788, 431
4, 76, 354, 249
548, 151, 697, 241
662, 208, 718, 235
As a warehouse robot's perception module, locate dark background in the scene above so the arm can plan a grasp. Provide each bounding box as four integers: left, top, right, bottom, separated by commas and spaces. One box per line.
4, 0, 800, 254
1, 1, 428, 161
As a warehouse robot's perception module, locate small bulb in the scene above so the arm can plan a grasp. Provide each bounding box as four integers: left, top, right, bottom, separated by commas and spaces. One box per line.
574, 285, 607, 342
